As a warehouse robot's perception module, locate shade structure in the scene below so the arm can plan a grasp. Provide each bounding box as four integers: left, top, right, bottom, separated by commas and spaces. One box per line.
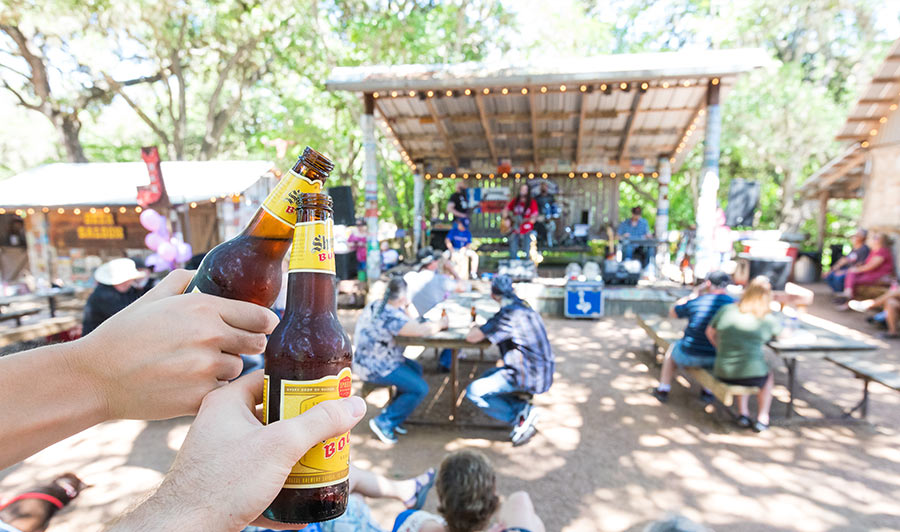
327, 48, 770, 175
801, 38, 900, 199
0, 160, 275, 208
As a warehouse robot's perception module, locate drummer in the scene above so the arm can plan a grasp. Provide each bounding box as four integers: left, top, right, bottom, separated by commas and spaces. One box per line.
617, 206, 652, 266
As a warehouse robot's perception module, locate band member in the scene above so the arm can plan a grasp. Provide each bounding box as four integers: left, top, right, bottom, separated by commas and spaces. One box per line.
617, 206, 652, 267
448, 181, 470, 226
534, 182, 558, 248
503, 184, 538, 259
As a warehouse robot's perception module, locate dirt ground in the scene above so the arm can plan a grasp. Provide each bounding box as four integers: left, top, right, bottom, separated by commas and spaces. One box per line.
2, 283, 899, 531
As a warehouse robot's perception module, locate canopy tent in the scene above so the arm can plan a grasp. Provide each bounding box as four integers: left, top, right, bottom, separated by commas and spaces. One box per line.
327, 48, 770, 279
0, 160, 274, 208
800, 38, 900, 251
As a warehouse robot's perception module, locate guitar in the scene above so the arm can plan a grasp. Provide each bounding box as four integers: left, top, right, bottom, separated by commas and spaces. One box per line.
500, 214, 523, 236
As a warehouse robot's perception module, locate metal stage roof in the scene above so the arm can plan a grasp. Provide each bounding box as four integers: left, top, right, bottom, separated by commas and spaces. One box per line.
327, 48, 770, 176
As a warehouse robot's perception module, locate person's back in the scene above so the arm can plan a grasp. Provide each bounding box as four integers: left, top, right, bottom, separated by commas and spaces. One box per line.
484, 299, 554, 394
675, 293, 735, 360
82, 283, 136, 335
711, 303, 779, 380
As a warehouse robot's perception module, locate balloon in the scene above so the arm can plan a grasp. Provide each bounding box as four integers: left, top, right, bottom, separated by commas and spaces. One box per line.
145, 253, 169, 273
175, 242, 193, 263
158, 241, 177, 262
139, 209, 163, 232
144, 232, 164, 251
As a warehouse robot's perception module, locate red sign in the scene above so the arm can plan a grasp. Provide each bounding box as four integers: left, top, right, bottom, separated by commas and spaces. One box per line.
138, 146, 170, 208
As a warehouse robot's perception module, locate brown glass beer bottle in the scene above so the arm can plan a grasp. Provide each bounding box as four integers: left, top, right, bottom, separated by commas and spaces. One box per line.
262, 193, 353, 524
184, 147, 334, 306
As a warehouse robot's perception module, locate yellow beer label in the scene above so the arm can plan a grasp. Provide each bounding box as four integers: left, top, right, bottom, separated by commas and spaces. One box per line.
288, 219, 336, 274
261, 170, 322, 227
262, 374, 269, 424
276, 368, 353, 489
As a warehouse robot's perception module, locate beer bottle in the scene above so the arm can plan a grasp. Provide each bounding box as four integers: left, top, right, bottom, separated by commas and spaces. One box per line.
470, 305, 477, 323
263, 193, 353, 524
184, 147, 334, 306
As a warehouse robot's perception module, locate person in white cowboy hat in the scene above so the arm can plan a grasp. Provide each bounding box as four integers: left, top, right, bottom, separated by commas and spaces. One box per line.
81, 258, 146, 335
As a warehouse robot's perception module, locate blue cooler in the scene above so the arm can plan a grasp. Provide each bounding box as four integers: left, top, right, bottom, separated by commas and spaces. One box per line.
565, 280, 604, 318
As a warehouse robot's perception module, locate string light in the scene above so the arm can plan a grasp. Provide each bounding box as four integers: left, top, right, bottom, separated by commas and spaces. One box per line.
638, 173, 644, 178
662, 81, 669, 88
501, 88, 509, 95
879, 117, 888, 123
521, 88, 528, 95
559, 85, 567, 92
640, 82, 649, 90
568, 172, 575, 178
652, 172, 659, 178
42, 207, 49, 213
861, 141, 870, 148
502, 172, 508, 178
437, 172, 443, 179
711, 78, 719, 85
88, 207, 96, 214
190, 202, 198, 208
0, 208, 5, 214
58, 208, 65, 214
610, 172, 616, 178
870, 129, 878, 136
408, 90, 416, 97
891, 104, 898, 111
581, 172, 588, 178
427, 90, 434, 98
74, 208, 82, 215
119, 206, 126, 213
210, 197, 217, 203
476, 173, 482, 179
450, 173, 456, 179
425, 173, 432, 180
15, 209, 23, 216
103, 206, 110, 213
540, 86, 548, 93
624, 173, 631, 178
541, 173, 548, 178
683, 80, 691, 87
580, 85, 587, 92
528, 172, 534, 179
483, 88, 490, 95
600, 83, 607, 91
515, 173, 521, 178
463, 173, 469, 179
135, 206, 143, 213
620, 82, 628, 90
596, 172, 602, 178
488, 173, 494, 179
446, 90, 453, 97
464, 89, 472, 95
390, 91, 398, 97
373, 92, 379, 98
669, 157, 676, 163
699, 109, 706, 116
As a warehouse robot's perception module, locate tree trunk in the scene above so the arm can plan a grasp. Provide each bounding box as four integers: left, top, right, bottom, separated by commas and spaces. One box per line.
56, 112, 88, 163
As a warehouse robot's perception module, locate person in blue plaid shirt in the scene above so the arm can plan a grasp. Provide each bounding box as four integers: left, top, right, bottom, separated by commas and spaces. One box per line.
464, 275, 554, 446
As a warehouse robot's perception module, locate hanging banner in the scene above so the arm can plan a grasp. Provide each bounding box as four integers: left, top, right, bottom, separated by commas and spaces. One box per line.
138, 146, 171, 208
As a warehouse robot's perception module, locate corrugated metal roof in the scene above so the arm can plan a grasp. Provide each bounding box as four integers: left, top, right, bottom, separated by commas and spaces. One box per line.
0, 160, 274, 207
328, 49, 768, 175
801, 38, 900, 198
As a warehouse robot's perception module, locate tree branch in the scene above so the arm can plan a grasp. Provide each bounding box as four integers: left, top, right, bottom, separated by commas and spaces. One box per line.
1, 80, 43, 111
620, 176, 656, 204
104, 73, 171, 146
0, 23, 51, 101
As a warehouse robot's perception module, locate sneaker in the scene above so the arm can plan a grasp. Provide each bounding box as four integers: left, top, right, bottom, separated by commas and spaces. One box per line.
699, 390, 714, 404
849, 300, 875, 312
394, 425, 408, 435
651, 388, 669, 403
511, 422, 538, 447
369, 418, 398, 445
752, 420, 769, 433
510, 405, 539, 443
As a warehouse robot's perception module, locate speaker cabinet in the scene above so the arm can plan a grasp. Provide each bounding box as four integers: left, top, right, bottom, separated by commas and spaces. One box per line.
734, 253, 792, 291
725, 179, 760, 228
328, 186, 355, 226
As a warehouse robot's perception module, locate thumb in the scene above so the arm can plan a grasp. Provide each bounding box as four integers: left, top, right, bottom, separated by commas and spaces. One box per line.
263, 397, 366, 459
136, 269, 194, 304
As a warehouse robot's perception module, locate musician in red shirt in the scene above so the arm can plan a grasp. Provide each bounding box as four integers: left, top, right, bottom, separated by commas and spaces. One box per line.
502, 183, 539, 259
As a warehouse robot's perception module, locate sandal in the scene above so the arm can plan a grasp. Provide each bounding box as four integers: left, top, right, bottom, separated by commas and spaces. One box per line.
404, 468, 436, 510
735, 415, 752, 428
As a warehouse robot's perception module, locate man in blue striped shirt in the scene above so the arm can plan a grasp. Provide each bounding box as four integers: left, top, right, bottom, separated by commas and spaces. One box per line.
465, 275, 554, 446
653, 271, 734, 403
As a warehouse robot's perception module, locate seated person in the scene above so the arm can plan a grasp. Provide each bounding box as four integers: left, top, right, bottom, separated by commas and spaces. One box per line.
393, 450, 545, 532
652, 272, 735, 403
617, 206, 652, 266
824, 229, 869, 293
465, 275, 555, 446
849, 285, 900, 339
81, 258, 145, 335
839, 232, 895, 303
353, 277, 448, 445
445, 218, 479, 279
706, 276, 781, 432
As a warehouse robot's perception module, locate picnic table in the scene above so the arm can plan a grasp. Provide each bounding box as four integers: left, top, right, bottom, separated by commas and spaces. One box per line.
0, 287, 78, 318
637, 313, 879, 421
394, 291, 496, 425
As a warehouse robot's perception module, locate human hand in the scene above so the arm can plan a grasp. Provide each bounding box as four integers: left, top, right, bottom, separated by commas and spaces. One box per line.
107, 371, 366, 532
76, 269, 278, 421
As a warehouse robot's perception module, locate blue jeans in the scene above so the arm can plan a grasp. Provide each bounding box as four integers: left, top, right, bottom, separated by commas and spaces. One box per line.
366, 358, 428, 429
509, 232, 534, 258
670, 340, 714, 369
439, 348, 452, 370
825, 270, 846, 292
466, 367, 529, 425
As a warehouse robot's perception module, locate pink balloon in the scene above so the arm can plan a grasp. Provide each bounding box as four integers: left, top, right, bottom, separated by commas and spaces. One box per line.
175, 242, 193, 263
145, 232, 164, 251
139, 209, 163, 232
145, 253, 169, 273
156, 225, 170, 241
158, 241, 177, 262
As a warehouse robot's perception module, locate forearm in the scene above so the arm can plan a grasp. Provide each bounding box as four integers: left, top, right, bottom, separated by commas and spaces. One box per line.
106, 480, 214, 532
0, 339, 108, 468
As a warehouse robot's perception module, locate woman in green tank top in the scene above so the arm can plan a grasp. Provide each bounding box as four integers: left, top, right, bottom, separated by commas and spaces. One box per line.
706, 277, 782, 432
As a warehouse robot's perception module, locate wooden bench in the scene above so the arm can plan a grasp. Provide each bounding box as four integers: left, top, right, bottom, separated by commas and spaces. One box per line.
824, 353, 900, 419
0, 308, 41, 326
635, 314, 760, 412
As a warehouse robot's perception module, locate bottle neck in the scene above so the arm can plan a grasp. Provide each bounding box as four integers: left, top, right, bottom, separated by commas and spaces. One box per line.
285, 272, 336, 316
240, 165, 328, 243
